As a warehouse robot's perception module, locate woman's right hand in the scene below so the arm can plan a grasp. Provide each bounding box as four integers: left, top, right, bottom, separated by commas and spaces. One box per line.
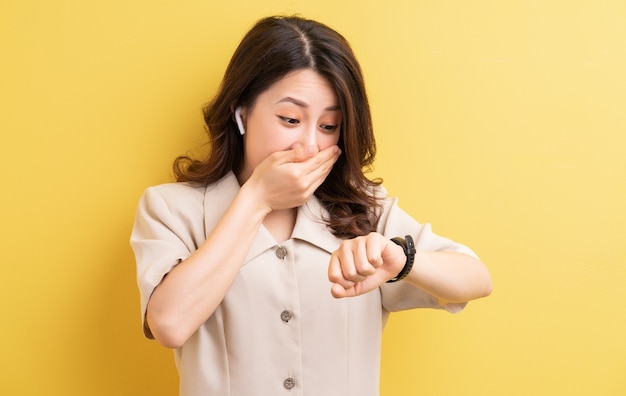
243, 143, 342, 212
145, 143, 341, 348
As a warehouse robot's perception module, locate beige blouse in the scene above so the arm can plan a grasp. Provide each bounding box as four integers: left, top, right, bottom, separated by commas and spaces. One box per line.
131, 172, 476, 396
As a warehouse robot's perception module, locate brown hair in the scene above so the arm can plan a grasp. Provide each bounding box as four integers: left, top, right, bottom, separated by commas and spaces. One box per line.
174, 15, 381, 238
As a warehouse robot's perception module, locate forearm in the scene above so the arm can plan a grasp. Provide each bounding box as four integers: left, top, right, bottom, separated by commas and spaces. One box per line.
403, 250, 492, 304
146, 184, 269, 348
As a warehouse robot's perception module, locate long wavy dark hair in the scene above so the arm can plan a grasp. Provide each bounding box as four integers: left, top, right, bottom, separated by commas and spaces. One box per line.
174, 15, 382, 238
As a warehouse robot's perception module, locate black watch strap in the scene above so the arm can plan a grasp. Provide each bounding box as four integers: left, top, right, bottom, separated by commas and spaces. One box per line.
386, 235, 416, 283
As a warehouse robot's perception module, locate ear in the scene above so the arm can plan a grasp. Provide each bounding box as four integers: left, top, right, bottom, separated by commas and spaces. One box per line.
234, 106, 245, 135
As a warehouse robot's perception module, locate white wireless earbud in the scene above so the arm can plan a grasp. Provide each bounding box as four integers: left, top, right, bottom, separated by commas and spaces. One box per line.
234, 106, 245, 135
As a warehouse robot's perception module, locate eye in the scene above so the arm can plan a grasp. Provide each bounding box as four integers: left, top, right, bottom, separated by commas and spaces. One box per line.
278, 116, 300, 125
320, 124, 339, 132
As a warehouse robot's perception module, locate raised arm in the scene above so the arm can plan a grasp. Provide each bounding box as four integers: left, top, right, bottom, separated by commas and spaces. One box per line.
328, 232, 492, 303
143, 144, 341, 348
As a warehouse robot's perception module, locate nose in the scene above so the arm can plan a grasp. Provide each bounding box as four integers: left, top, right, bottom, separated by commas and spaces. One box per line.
299, 123, 318, 148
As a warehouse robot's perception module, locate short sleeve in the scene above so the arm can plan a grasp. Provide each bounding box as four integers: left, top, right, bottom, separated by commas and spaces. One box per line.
129, 184, 205, 338
377, 195, 478, 314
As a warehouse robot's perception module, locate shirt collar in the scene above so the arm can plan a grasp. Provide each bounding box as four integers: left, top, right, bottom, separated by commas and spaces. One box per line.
292, 196, 344, 253
203, 172, 343, 264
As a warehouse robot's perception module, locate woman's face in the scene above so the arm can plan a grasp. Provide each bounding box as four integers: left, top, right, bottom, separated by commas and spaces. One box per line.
238, 69, 341, 182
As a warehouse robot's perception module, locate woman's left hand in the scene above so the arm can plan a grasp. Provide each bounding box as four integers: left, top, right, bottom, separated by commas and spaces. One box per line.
328, 232, 406, 298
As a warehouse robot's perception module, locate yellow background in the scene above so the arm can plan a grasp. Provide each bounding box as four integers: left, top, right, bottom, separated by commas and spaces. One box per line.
1, 0, 625, 395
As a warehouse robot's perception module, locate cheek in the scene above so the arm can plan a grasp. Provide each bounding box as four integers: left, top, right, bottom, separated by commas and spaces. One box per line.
246, 119, 287, 155
247, 137, 284, 160
317, 132, 341, 150
245, 134, 295, 168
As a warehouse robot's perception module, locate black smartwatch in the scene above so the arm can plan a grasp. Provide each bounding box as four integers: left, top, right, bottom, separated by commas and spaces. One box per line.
386, 235, 416, 283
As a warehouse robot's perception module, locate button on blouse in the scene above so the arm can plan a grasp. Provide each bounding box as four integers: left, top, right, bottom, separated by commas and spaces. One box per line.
283, 377, 296, 390
280, 310, 293, 323
276, 245, 287, 259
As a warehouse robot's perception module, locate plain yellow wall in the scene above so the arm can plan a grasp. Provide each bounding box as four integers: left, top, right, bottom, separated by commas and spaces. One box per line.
1, 0, 625, 395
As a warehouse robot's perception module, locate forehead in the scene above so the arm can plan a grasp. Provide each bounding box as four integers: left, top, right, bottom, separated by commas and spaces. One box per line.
261, 69, 337, 104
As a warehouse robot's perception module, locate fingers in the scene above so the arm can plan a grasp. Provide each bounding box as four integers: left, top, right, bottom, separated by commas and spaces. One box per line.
249, 143, 341, 211
331, 282, 356, 298
277, 144, 341, 196
275, 143, 341, 169
283, 142, 318, 164
302, 145, 341, 186
328, 234, 387, 298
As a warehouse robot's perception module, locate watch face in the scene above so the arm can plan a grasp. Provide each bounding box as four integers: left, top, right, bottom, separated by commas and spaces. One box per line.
405, 235, 416, 254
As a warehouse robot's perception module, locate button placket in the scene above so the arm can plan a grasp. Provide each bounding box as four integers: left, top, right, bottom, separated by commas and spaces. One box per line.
273, 240, 299, 393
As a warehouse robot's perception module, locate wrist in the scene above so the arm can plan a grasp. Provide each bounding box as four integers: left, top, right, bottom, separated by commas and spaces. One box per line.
239, 178, 273, 216
386, 235, 416, 283
234, 184, 273, 224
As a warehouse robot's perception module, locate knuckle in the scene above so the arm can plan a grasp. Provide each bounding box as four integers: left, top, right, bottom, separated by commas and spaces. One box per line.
344, 267, 358, 279
367, 254, 382, 266
328, 270, 341, 283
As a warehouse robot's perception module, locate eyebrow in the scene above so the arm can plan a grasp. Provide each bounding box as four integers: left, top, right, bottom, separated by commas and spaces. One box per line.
276, 96, 340, 111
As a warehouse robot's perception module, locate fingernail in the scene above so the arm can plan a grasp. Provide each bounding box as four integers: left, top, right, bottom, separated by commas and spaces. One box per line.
305, 145, 316, 154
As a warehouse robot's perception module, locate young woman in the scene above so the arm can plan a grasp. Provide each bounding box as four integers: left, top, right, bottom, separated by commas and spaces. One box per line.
131, 15, 492, 396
